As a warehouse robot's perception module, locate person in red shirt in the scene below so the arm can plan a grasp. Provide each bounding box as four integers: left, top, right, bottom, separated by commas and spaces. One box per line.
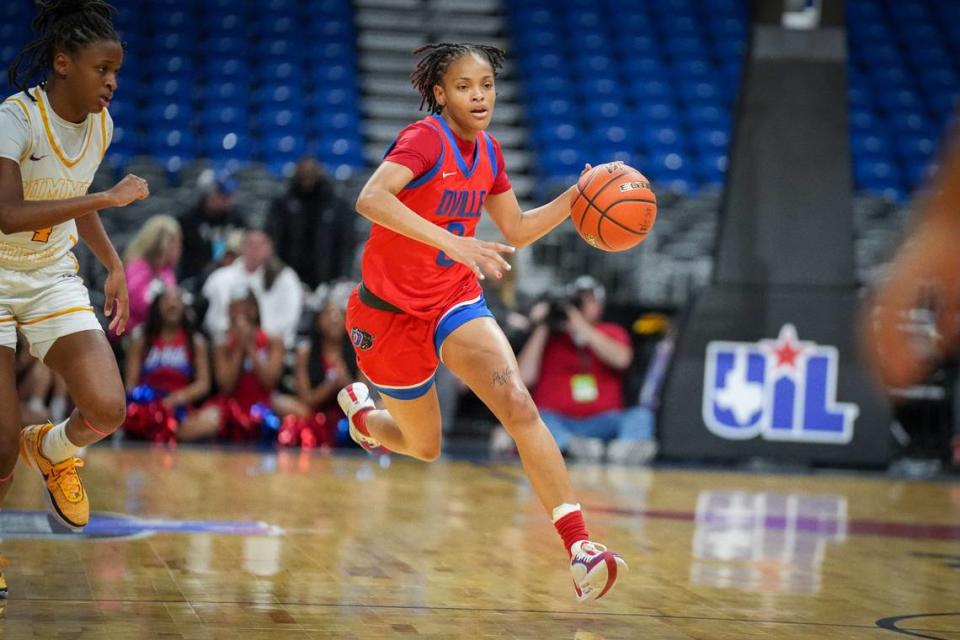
336, 42, 627, 603
518, 277, 657, 465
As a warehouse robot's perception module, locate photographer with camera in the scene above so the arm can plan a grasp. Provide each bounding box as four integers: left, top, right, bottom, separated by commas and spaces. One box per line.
515, 276, 656, 464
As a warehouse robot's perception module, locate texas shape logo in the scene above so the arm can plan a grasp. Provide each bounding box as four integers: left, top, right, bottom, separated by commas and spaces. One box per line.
702, 324, 858, 444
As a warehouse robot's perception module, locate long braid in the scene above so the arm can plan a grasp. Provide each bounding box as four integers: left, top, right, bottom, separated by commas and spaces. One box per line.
410, 42, 506, 113
8, 0, 119, 100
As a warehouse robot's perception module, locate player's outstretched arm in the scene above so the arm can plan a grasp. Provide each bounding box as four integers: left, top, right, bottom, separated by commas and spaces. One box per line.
356, 160, 514, 280
485, 165, 591, 249
862, 130, 960, 388
0, 159, 148, 234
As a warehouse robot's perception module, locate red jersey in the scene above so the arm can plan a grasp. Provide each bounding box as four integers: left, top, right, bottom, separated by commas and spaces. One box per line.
533, 323, 632, 418
362, 115, 509, 318
141, 329, 193, 395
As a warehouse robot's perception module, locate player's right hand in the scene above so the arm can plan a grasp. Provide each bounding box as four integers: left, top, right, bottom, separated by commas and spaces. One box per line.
106, 174, 150, 208
444, 235, 515, 281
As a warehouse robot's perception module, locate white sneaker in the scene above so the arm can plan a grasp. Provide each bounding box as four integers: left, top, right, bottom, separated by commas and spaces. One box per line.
570, 540, 628, 603
607, 439, 658, 466
337, 383, 389, 455
567, 436, 605, 462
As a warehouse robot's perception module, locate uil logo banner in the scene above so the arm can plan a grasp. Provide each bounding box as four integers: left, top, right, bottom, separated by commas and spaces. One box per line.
702, 324, 858, 444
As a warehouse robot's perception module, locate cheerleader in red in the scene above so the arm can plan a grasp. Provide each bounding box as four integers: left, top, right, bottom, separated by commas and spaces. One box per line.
123, 287, 211, 442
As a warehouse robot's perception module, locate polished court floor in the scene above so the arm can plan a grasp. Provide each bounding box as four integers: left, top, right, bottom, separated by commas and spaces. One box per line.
0, 446, 957, 639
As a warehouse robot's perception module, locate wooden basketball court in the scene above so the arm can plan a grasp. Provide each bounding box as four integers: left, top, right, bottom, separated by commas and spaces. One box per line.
0, 447, 957, 639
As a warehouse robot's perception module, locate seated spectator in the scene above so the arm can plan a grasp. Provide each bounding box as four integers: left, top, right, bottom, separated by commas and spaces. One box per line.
201, 229, 304, 348
178, 169, 246, 288
123, 287, 214, 442
123, 215, 181, 337
515, 276, 656, 464
267, 157, 358, 288
289, 298, 359, 447
190, 290, 307, 442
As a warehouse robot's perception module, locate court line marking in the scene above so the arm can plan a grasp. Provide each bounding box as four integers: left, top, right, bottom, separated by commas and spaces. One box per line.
5, 595, 949, 633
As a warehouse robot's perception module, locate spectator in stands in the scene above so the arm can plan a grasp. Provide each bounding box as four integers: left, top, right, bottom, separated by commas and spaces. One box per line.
191, 290, 303, 442
178, 169, 246, 288
515, 276, 656, 464
267, 157, 357, 288
201, 229, 304, 348
293, 297, 359, 446
123, 287, 213, 441
123, 215, 181, 337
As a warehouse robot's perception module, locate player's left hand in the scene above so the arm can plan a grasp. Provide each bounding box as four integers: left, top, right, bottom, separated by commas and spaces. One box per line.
444, 235, 515, 281
104, 268, 129, 336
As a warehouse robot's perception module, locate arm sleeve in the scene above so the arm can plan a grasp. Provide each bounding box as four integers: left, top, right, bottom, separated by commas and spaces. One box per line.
0, 102, 32, 164
490, 136, 512, 195
383, 122, 442, 180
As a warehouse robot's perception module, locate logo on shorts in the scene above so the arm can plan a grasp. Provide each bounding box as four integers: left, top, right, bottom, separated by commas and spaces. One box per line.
351, 327, 374, 351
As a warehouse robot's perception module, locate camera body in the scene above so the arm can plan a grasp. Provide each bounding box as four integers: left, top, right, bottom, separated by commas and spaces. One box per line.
544, 286, 582, 331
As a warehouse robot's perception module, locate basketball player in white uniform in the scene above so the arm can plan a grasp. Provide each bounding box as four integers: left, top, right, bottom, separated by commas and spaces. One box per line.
0, 0, 149, 597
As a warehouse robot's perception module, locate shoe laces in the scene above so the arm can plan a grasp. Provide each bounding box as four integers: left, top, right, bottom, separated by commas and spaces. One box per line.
47, 457, 85, 503
573, 541, 608, 560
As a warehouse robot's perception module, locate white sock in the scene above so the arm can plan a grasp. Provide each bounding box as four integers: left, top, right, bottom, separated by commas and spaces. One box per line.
40, 419, 81, 463
552, 502, 582, 523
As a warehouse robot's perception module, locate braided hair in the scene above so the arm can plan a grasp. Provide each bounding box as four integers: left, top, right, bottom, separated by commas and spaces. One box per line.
410, 43, 505, 113
8, 0, 120, 100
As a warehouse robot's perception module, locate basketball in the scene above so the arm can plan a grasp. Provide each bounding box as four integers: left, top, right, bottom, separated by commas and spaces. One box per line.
571, 162, 657, 252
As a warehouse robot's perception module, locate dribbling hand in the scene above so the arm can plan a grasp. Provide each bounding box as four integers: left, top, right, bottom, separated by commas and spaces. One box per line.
443, 235, 515, 281
106, 174, 150, 208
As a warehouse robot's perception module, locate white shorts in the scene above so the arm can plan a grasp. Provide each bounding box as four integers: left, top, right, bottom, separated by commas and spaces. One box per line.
0, 252, 103, 361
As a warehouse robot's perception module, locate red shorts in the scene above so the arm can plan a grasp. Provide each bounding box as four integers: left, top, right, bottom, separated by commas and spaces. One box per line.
345, 284, 493, 399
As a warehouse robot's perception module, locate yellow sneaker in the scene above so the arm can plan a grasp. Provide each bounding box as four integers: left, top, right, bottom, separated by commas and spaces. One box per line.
19, 423, 89, 530
0, 554, 7, 599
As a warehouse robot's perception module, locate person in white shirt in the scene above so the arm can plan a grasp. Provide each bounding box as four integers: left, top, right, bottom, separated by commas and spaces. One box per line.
0, 0, 150, 569
202, 229, 304, 349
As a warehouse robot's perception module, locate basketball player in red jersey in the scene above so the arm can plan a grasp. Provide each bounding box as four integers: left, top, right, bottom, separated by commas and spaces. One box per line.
337, 43, 627, 602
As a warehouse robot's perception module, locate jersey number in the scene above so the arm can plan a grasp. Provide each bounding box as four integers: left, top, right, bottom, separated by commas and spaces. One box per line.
435, 222, 465, 267
32, 227, 52, 243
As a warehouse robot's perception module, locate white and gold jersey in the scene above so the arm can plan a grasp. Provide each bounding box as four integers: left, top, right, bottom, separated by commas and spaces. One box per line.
0, 86, 112, 271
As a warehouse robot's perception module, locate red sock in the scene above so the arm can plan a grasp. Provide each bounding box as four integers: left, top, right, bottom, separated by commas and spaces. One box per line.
353, 408, 373, 436
554, 510, 590, 556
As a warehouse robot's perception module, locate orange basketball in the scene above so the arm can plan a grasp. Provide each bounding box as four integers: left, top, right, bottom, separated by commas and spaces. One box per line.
571, 162, 657, 252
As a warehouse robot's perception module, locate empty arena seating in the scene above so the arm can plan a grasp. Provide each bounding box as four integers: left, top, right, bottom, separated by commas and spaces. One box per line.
0, 0, 364, 178
507, 0, 746, 196
509, 0, 959, 202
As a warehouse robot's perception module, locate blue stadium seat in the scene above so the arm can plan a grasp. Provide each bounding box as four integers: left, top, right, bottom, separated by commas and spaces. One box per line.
255, 106, 305, 134
142, 103, 192, 129
199, 106, 249, 130
199, 131, 253, 164
146, 128, 196, 159
201, 57, 248, 82
310, 110, 360, 136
